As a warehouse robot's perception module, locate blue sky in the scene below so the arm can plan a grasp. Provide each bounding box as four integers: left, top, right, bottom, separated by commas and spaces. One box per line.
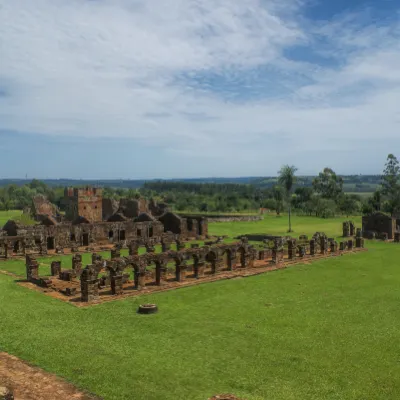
0, 0, 400, 179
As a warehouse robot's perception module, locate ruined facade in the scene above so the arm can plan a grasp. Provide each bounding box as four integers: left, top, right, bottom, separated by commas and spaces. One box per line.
0, 186, 208, 258
64, 187, 103, 223
362, 212, 398, 240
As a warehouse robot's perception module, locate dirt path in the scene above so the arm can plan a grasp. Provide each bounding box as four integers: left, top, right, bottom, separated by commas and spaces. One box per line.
0, 352, 100, 400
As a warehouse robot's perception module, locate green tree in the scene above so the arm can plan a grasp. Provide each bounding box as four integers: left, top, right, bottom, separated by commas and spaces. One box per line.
313, 167, 343, 200
381, 154, 400, 216
272, 185, 284, 216
338, 194, 360, 217
278, 165, 298, 232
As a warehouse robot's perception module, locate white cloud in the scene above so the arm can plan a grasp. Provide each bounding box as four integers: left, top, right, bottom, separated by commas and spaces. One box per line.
0, 0, 400, 175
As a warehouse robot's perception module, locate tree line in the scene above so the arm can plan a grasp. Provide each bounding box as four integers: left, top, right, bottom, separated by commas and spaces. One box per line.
0, 155, 399, 220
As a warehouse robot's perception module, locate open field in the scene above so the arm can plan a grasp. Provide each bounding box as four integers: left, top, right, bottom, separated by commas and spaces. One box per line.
209, 214, 362, 239
0, 210, 22, 226
1, 216, 399, 400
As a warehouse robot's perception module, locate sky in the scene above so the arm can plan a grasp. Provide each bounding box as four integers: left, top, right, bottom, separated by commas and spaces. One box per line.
0, 0, 400, 179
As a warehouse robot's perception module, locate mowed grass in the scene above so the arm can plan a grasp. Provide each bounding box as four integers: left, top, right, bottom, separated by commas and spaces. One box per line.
0, 209, 22, 226
209, 214, 362, 239
0, 216, 399, 400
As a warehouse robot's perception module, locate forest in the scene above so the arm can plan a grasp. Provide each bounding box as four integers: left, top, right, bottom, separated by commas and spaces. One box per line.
0, 155, 399, 218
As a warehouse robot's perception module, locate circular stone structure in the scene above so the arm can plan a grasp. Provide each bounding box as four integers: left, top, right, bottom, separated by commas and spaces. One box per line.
137, 304, 158, 314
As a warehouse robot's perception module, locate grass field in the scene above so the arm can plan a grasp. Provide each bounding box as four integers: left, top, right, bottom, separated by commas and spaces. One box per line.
0, 210, 22, 226
208, 214, 362, 239
1, 215, 399, 400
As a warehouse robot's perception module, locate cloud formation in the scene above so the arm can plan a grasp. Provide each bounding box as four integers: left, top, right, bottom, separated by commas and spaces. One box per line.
0, 0, 400, 177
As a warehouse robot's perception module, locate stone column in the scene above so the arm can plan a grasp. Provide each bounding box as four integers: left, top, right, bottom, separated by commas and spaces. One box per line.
26, 259, 39, 281
298, 245, 306, 258
347, 240, 354, 250
349, 222, 356, 236
228, 254, 237, 270
272, 248, 283, 264
288, 239, 296, 260
309, 239, 316, 256
330, 241, 338, 253
134, 268, 146, 290
128, 242, 139, 256
111, 274, 124, 295
80, 278, 99, 302
194, 261, 205, 278
155, 264, 167, 285
72, 254, 83, 274
343, 222, 350, 237
111, 248, 120, 259
51, 261, 61, 276
356, 237, 364, 248
339, 241, 346, 251
320, 238, 328, 255
175, 262, 187, 282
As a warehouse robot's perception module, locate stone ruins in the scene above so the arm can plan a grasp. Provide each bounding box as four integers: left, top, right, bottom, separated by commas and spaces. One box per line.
361, 212, 400, 240
0, 186, 208, 259
23, 230, 365, 305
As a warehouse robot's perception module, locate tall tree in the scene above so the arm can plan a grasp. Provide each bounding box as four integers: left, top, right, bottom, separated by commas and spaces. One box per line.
278, 165, 298, 232
381, 154, 400, 216
312, 167, 343, 200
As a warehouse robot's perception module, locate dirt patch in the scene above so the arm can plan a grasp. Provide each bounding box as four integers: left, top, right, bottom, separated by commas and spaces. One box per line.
208, 395, 243, 400
0, 353, 100, 400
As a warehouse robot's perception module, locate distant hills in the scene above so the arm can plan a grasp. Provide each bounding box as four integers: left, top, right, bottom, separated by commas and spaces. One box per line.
0, 175, 381, 193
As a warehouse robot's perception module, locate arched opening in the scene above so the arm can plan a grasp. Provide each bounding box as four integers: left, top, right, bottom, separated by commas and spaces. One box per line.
13, 240, 20, 253
82, 233, 89, 247
206, 251, 217, 275
47, 236, 55, 250
108, 230, 114, 239
70, 233, 76, 242
119, 230, 126, 241
223, 249, 231, 270
187, 219, 193, 232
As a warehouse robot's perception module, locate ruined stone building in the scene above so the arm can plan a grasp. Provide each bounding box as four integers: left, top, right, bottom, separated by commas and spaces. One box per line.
362, 211, 400, 239
0, 186, 208, 258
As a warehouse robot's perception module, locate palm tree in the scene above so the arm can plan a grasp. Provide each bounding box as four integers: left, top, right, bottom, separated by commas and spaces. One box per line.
278, 165, 298, 232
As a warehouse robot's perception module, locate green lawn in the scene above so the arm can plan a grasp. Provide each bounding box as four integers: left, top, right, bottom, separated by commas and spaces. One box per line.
209, 214, 361, 239
1, 216, 399, 400
0, 209, 22, 226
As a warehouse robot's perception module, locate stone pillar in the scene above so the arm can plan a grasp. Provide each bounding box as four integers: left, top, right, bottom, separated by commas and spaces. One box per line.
134, 269, 146, 290
343, 221, 350, 237
330, 241, 338, 253
309, 239, 316, 255
111, 248, 120, 259
298, 245, 306, 258
80, 268, 99, 302
128, 241, 139, 256
320, 237, 328, 255
51, 261, 61, 276
339, 241, 346, 251
80, 278, 99, 302
111, 274, 124, 295
356, 237, 364, 248
194, 261, 206, 278
72, 254, 82, 275
155, 264, 167, 285
356, 228, 363, 238
288, 239, 296, 260
349, 222, 356, 236
272, 248, 283, 264
161, 240, 171, 253
394, 232, 400, 243
175, 262, 187, 282
26, 256, 39, 281
347, 240, 354, 250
